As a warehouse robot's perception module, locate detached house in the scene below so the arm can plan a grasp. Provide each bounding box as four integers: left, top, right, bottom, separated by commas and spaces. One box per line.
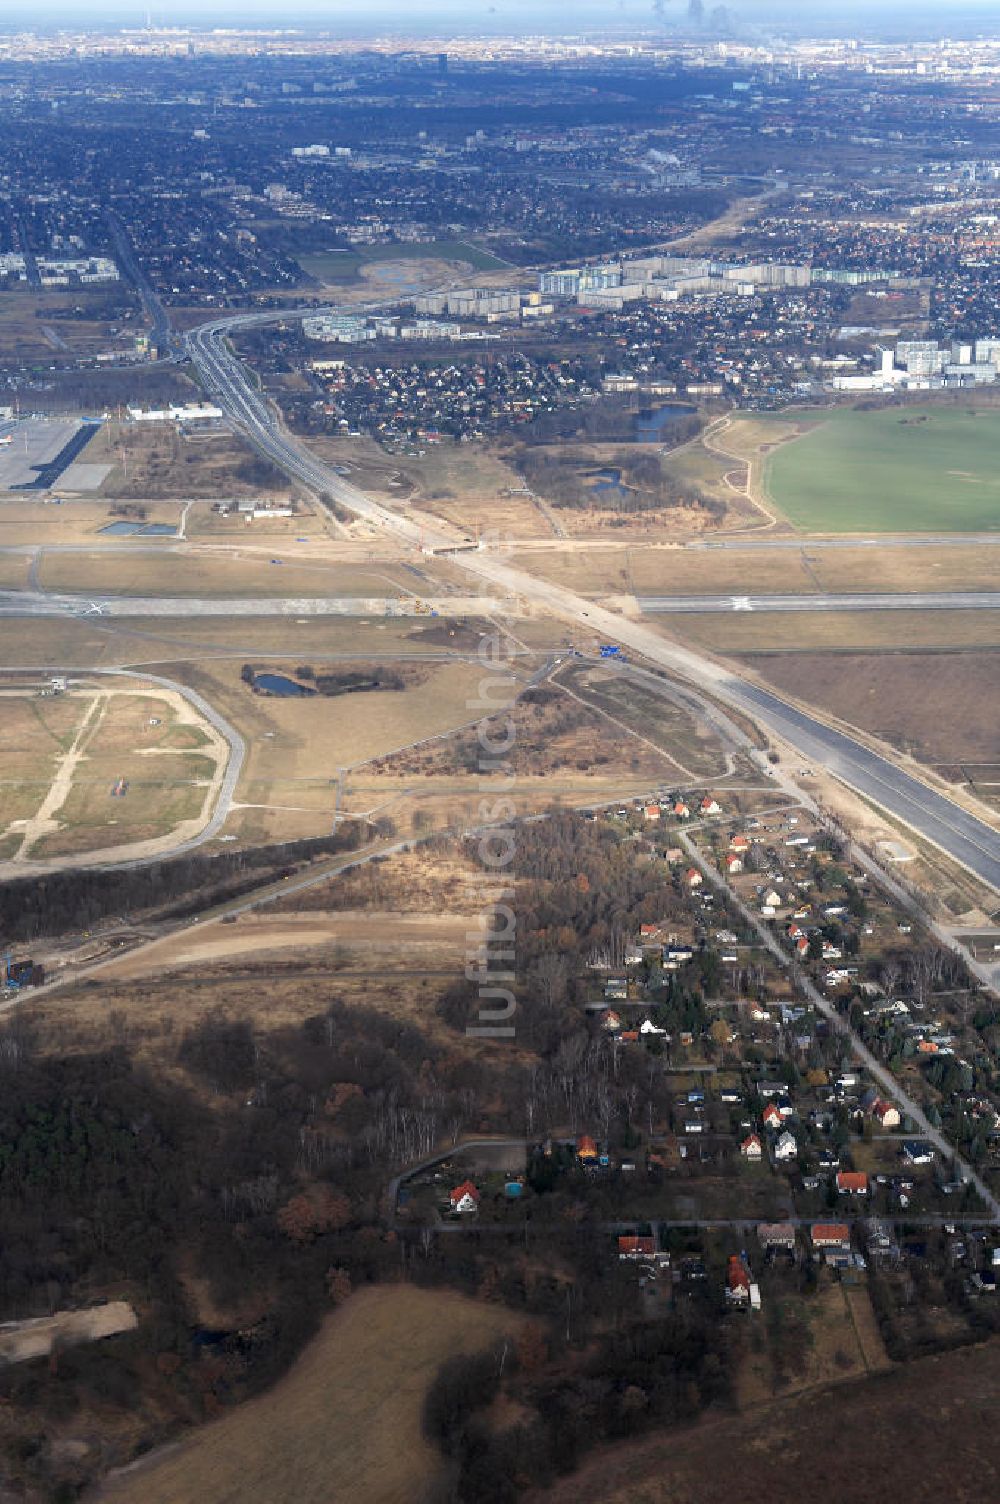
730, 833, 751, 854
618, 1235, 655, 1261
762, 1102, 782, 1130
449, 1180, 480, 1215
837, 1171, 869, 1197
811, 1222, 851, 1252
576, 1135, 599, 1165
741, 1133, 763, 1160
872, 1100, 901, 1130
774, 1131, 798, 1163
726, 1254, 752, 1304
684, 867, 703, 890
700, 795, 722, 816
674, 800, 691, 820
724, 853, 744, 875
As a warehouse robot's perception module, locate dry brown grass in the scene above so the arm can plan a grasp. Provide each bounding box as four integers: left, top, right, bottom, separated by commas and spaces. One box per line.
663, 610, 1000, 654
535, 1331, 1000, 1504
0, 290, 132, 361
740, 650, 1000, 767
95, 1285, 524, 1504
86, 421, 295, 502
0, 498, 183, 546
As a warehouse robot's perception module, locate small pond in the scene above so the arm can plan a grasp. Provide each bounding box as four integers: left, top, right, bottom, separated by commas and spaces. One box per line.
252, 673, 315, 698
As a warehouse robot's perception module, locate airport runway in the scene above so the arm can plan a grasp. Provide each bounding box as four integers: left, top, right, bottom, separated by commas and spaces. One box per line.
188, 310, 1000, 893
639, 591, 1000, 614
0, 591, 507, 619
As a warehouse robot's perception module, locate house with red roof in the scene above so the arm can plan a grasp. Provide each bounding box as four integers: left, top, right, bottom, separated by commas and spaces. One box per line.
872, 1100, 901, 1129
726, 1254, 751, 1303
576, 1134, 599, 1164
449, 1180, 480, 1215
730, 833, 751, 853
837, 1170, 869, 1197
762, 1102, 782, 1130
685, 867, 703, 889
700, 795, 721, 816
741, 1132, 763, 1160
618, 1235, 655, 1261
673, 800, 691, 820
811, 1223, 851, 1250
724, 853, 744, 875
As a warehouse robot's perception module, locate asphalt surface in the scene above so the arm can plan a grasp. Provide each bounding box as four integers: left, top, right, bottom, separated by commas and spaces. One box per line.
688, 534, 1000, 551
0, 590, 504, 619
188, 310, 1000, 894
640, 591, 1000, 614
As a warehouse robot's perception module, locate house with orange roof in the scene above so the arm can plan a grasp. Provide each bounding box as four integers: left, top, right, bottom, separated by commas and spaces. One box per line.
643, 804, 662, 822
673, 800, 691, 820
618, 1235, 655, 1261
700, 795, 721, 815
685, 867, 703, 889
449, 1180, 481, 1214
730, 833, 750, 853
724, 853, 744, 875
576, 1134, 599, 1164
811, 1223, 851, 1250
762, 1102, 782, 1130
726, 1254, 751, 1303
741, 1133, 763, 1160
836, 1170, 869, 1196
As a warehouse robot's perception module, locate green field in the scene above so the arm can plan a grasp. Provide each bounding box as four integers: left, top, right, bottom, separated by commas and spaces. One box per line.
298, 239, 508, 284
764, 406, 1000, 532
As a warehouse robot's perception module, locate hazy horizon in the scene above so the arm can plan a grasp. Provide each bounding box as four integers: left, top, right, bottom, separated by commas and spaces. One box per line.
3, 1, 1000, 42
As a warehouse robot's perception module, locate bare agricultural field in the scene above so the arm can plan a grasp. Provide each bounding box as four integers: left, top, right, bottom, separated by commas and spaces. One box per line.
536, 1333, 1000, 1504
97, 1286, 523, 1504
94, 908, 471, 985
740, 651, 1000, 768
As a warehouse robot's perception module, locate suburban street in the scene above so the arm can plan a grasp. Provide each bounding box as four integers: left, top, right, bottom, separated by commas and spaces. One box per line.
188, 311, 1000, 894
680, 831, 1000, 1220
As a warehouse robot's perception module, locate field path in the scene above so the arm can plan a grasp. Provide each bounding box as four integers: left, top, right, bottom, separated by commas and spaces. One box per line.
13, 693, 105, 858
701, 414, 782, 532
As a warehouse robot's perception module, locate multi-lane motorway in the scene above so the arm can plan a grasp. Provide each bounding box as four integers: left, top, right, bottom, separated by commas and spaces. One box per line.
187, 313, 1000, 893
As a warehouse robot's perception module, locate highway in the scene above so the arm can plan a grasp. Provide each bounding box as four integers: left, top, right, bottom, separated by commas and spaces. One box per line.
639, 591, 1000, 614
187, 312, 1000, 893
